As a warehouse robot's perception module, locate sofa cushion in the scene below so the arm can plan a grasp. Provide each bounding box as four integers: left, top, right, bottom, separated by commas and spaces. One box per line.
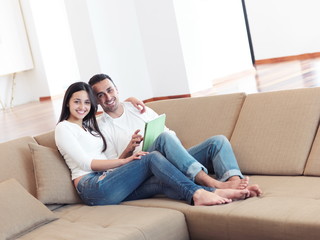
34, 130, 57, 150
0, 178, 57, 240
29, 143, 82, 204
304, 126, 320, 176
0, 136, 37, 196
230, 87, 320, 175
146, 93, 246, 148
19, 204, 189, 240
123, 175, 320, 240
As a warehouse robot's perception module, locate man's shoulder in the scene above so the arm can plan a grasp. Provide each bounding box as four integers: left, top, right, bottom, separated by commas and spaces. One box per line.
123, 101, 157, 117
123, 101, 139, 112
97, 112, 114, 131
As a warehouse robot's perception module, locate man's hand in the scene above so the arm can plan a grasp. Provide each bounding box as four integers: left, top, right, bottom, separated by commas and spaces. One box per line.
125, 97, 146, 113
128, 129, 144, 151
120, 130, 144, 158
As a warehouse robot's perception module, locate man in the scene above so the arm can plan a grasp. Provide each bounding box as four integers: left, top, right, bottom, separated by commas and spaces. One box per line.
89, 73, 261, 196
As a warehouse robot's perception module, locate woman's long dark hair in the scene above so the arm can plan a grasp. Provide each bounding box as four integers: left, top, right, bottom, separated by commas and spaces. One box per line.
58, 82, 107, 152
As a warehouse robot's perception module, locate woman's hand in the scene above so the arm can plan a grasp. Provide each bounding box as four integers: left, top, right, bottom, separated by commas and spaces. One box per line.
123, 151, 148, 164
125, 97, 146, 113
91, 151, 149, 171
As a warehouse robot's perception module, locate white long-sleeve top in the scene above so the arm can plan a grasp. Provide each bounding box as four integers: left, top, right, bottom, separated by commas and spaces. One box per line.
55, 120, 107, 180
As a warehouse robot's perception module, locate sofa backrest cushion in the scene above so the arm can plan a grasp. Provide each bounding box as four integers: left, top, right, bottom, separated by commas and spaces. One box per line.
146, 93, 246, 149
29, 143, 82, 204
231, 87, 320, 175
34, 130, 57, 149
0, 136, 37, 196
304, 126, 320, 176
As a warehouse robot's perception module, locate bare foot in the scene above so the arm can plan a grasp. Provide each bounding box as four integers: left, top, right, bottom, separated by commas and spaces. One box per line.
216, 176, 249, 190
215, 188, 250, 201
193, 189, 232, 206
246, 184, 262, 197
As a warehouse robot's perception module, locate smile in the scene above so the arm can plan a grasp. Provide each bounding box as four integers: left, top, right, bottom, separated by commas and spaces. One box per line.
105, 98, 115, 106
76, 110, 87, 115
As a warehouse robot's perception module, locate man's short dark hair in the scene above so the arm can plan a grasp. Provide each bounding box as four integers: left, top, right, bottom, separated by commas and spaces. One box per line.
88, 73, 116, 88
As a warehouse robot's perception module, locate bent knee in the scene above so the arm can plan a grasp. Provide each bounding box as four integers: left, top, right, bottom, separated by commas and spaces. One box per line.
158, 131, 175, 140
147, 151, 165, 160
208, 135, 229, 145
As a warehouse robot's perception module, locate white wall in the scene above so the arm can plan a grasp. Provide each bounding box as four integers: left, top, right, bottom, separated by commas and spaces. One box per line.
1, 0, 254, 108
64, 0, 101, 83
135, 0, 190, 97
246, 0, 320, 60
174, 0, 253, 92
86, 0, 154, 101
0, 0, 39, 107
0, 0, 33, 76
0, 0, 80, 108
29, 0, 80, 95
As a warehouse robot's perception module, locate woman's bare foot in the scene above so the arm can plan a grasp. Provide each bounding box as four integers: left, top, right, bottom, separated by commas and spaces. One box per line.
215, 188, 250, 201
193, 189, 232, 206
246, 184, 262, 197
215, 176, 249, 190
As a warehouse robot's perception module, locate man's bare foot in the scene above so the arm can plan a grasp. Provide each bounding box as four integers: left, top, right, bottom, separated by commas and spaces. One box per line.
246, 184, 262, 197
216, 176, 249, 190
193, 189, 232, 206
215, 188, 250, 201
194, 171, 249, 190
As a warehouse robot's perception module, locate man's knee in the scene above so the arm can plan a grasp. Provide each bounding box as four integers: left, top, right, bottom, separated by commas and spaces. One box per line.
157, 131, 176, 142
159, 131, 174, 138
146, 151, 164, 162
208, 135, 229, 147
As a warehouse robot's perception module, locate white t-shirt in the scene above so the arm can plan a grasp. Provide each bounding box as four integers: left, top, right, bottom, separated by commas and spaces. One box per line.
55, 120, 107, 180
98, 102, 168, 159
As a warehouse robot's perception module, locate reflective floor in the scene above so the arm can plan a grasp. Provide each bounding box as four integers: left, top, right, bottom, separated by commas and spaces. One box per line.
202, 57, 320, 96
2, 57, 320, 143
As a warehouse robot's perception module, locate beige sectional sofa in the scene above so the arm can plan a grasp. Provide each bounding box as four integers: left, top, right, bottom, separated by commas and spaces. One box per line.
2, 87, 320, 240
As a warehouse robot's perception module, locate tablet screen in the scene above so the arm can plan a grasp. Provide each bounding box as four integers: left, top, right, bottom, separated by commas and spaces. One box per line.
142, 114, 166, 151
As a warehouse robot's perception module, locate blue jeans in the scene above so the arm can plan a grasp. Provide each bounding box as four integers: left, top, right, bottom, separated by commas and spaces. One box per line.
149, 132, 244, 182
76, 151, 213, 206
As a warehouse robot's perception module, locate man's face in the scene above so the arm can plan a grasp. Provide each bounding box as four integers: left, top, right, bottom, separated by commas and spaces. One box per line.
91, 79, 120, 114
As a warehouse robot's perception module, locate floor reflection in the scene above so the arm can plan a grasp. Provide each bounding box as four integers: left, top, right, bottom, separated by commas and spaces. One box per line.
194, 57, 320, 97
256, 58, 320, 92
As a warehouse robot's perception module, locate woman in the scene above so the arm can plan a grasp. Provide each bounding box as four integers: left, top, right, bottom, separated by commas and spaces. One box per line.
55, 82, 250, 206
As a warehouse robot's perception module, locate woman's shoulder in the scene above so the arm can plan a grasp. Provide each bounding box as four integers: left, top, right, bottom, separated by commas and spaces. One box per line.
55, 120, 80, 135
56, 120, 70, 130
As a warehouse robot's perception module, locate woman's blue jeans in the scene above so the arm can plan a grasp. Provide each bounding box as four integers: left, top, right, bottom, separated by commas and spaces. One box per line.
76, 151, 213, 206
148, 132, 244, 182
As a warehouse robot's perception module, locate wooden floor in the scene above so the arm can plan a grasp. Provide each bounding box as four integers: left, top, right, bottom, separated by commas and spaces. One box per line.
2, 57, 320, 143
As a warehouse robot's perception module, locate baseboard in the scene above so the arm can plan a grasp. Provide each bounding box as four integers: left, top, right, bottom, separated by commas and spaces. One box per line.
39, 93, 64, 102
39, 96, 51, 102
143, 94, 191, 103
40, 93, 191, 105
255, 52, 320, 65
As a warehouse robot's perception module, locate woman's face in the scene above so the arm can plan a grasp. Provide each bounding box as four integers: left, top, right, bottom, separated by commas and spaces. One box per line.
67, 90, 91, 123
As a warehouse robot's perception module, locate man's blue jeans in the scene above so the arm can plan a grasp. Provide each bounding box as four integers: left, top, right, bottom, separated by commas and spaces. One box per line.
76, 151, 213, 206
148, 132, 244, 182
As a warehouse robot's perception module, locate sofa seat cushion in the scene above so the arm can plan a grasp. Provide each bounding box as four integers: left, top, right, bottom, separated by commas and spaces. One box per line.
17, 204, 189, 240
123, 175, 320, 240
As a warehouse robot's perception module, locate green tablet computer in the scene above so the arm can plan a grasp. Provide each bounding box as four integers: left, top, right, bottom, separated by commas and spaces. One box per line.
142, 114, 166, 151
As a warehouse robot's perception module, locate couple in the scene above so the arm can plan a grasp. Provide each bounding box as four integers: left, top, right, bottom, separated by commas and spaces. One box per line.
55, 74, 262, 206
